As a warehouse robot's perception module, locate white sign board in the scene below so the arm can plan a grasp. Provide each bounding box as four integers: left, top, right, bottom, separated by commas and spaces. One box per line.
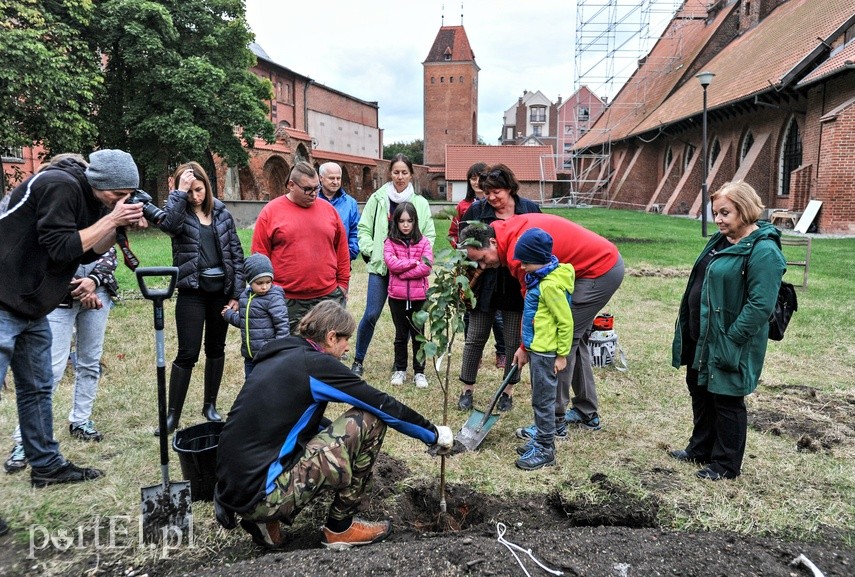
794, 200, 822, 234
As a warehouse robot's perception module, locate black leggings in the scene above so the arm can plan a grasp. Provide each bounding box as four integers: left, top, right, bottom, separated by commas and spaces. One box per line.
387, 298, 425, 373
174, 289, 230, 368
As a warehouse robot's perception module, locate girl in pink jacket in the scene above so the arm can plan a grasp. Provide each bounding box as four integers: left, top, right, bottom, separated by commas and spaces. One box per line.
384, 202, 433, 388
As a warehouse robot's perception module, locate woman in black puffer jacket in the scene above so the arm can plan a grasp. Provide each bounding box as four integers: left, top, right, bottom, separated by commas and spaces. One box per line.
157, 161, 244, 435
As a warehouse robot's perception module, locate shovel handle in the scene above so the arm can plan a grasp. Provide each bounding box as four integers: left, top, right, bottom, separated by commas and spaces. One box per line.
136, 267, 178, 301
477, 363, 519, 430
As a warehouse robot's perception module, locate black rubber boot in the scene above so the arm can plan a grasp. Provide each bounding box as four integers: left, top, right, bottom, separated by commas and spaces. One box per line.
202, 356, 225, 422
155, 363, 192, 436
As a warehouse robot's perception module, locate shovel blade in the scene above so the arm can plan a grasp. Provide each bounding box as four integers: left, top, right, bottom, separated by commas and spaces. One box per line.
456, 409, 501, 451
140, 481, 192, 544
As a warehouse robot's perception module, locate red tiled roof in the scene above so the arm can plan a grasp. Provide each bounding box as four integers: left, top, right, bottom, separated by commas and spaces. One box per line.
311, 150, 378, 165
424, 26, 478, 65
577, 0, 734, 148
445, 145, 557, 181
800, 41, 855, 86
579, 0, 855, 147
282, 127, 312, 141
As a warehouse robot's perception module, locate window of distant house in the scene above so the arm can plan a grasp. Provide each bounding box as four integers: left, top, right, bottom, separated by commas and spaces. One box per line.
664, 146, 673, 174
506, 127, 514, 140
683, 144, 695, 172
440, 77, 444, 83
532, 125, 542, 137
431, 77, 435, 84
2, 146, 23, 161
530, 105, 546, 123
450, 76, 454, 83
740, 130, 754, 164
564, 124, 573, 135
779, 116, 802, 196
709, 138, 721, 172
444, 54, 451, 61
577, 106, 589, 121
459, 76, 464, 82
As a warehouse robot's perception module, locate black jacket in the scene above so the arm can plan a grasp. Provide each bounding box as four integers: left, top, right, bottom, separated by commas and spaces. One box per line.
215, 336, 439, 514
460, 197, 541, 311
0, 160, 104, 319
158, 190, 244, 298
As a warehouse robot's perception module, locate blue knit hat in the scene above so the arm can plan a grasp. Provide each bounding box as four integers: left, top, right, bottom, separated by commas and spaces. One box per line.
513, 228, 554, 264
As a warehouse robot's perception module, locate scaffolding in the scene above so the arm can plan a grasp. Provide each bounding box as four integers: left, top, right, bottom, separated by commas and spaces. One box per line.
555, 0, 683, 206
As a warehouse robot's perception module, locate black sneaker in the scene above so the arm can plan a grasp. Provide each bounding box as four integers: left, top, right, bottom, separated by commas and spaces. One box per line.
496, 392, 513, 412
69, 420, 103, 442
0, 516, 8, 537
30, 461, 104, 488
457, 390, 473, 411
351, 361, 364, 377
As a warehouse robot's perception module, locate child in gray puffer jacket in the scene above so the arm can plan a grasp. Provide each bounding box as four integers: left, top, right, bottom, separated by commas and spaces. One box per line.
223, 253, 289, 377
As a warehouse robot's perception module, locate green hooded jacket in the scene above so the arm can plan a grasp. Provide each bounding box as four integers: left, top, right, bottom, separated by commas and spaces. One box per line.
672, 221, 786, 396
357, 183, 436, 276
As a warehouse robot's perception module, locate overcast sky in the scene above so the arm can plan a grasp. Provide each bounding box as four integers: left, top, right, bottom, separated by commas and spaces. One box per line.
245, 0, 677, 145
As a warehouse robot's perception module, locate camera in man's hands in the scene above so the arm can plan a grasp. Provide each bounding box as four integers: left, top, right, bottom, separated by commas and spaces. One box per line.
126, 189, 166, 225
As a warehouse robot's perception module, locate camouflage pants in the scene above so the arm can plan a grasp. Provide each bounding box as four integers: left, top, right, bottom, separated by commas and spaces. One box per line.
244, 408, 386, 524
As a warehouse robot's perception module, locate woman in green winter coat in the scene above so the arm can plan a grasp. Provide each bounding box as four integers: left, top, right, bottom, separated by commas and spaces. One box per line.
670, 181, 785, 480
350, 154, 435, 377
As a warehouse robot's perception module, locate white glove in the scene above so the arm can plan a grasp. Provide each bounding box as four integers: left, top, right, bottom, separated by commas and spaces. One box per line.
436, 426, 453, 450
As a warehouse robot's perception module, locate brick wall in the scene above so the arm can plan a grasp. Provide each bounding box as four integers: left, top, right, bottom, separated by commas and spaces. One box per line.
424, 62, 478, 167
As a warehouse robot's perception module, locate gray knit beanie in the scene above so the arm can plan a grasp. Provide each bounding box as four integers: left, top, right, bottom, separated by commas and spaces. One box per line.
244, 253, 274, 285
85, 149, 139, 190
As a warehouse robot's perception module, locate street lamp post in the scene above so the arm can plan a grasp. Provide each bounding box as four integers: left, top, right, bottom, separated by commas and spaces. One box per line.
696, 71, 715, 237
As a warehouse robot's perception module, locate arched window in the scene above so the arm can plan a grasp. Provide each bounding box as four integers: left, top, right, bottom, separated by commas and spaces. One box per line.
740, 130, 754, 164
664, 145, 673, 174
709, 137, 721, 172
778, 117, 802, 196
683, 144, 695, 173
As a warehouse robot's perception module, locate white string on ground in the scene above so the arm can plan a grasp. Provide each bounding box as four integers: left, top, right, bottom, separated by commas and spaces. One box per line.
496, 522, 563, 577
790, 554, 826, 577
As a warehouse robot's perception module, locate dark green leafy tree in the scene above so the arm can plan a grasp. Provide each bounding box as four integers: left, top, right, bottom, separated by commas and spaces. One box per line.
413, 245, 476, 522
383, 139, 423, 165
90, 0, 275, 190
0, 1, 102, 156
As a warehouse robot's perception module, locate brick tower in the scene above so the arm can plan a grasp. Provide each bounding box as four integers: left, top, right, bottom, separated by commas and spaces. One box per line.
423, 25, 479, 168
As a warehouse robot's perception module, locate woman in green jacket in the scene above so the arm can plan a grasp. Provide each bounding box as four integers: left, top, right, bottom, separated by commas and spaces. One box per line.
350, 155, 435, 377
670, 181, 785, 480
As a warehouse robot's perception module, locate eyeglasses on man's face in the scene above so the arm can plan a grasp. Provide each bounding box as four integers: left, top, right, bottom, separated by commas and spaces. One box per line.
291, 180, 321, 194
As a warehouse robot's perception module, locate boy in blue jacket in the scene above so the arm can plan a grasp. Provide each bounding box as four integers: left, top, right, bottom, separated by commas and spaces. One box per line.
223, 253, 289, 377
511, 229, 575, 470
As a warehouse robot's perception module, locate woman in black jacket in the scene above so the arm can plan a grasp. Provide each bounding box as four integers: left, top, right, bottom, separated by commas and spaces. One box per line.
456, 164, 541, 413
157, 161, 244, 434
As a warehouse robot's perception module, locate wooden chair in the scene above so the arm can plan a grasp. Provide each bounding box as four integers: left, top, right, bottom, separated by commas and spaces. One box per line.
780, 236, 811, 289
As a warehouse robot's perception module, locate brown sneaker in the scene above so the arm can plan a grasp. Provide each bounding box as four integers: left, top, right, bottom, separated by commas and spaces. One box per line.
240, 519, 286, 549
322, 518, 392, 550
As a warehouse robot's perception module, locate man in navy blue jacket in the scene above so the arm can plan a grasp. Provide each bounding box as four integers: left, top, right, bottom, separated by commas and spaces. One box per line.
216, 301, 452, 550
318, 162, 360, 261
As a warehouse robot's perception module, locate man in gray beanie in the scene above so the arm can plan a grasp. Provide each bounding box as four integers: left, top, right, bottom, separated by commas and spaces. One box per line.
0, 150, 144, 486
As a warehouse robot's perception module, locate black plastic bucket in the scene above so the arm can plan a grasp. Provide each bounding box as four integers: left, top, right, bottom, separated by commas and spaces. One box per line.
172, 421, 224, 502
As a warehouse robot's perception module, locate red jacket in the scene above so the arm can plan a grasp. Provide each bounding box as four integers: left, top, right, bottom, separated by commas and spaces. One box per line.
491, 213, 619, 293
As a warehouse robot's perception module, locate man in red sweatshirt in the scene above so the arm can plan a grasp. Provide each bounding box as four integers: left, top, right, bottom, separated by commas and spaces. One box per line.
251, 162, 350, 332
459, 213, 624, 431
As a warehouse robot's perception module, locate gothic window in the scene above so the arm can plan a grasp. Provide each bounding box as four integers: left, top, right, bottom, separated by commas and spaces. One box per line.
683, 144, 695, 172
664, 146, 673, 173
778, 117, 802, 196
709, 138, 721, 172
740, 131, 754, 164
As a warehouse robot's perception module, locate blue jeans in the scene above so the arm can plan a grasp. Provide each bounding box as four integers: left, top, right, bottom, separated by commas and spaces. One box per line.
47, 290, 112, 425
354, 273, 388, 362
529, 351, 558, 447
0, 309, 64, 470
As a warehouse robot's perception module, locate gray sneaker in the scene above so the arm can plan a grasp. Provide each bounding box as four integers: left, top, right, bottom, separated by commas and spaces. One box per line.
515, 443, 555, 471
3, 443, 27, 474
70, 420, 103, 442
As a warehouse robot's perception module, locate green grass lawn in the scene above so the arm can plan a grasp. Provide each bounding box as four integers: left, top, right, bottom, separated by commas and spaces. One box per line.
2, 207, 853, 574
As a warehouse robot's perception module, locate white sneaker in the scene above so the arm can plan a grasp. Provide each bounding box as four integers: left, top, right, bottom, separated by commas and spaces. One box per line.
390, 371, 406, 386
414, 373, 429, 388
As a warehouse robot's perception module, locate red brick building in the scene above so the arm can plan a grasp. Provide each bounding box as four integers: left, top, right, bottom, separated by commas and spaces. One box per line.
423, 25, 480, 198
575, 0, 855, 233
